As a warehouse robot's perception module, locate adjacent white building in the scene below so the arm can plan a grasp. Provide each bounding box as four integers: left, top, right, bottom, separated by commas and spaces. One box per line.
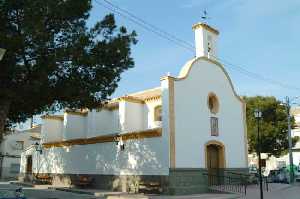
0, 125, 40, 180
20, 22, 248, 194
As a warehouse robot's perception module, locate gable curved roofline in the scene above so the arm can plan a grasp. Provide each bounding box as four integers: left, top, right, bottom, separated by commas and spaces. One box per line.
175, 56, 244, 103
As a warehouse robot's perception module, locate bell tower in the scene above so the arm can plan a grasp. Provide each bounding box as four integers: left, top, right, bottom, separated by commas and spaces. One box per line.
192, 23, 219, 61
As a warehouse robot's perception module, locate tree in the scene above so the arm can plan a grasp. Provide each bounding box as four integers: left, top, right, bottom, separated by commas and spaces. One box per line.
0, 0, 137, 139
244, 96, 299, 157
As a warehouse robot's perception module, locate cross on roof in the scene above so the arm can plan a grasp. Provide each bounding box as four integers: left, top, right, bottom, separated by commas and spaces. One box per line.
201, 10, 211, 22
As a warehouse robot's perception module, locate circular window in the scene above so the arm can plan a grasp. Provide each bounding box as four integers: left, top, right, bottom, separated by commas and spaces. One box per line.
208, 93, 219, 114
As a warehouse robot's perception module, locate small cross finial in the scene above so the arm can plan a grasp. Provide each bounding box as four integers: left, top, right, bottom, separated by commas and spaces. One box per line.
201, 10, 211, 22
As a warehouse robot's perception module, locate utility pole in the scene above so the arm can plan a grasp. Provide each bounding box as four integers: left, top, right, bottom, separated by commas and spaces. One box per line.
286, 96, 294, 183
254, 109, 263, 199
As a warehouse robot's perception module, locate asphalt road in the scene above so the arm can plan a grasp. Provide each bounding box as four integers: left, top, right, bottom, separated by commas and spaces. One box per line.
0, 182, 98, 199
1, 182, 299, 199
239, 183, 300, 199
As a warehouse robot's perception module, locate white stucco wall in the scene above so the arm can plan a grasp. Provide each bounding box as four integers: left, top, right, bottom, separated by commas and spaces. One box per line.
161, 78, 171, 167
173, 58, 247, 169
1, 131, 39, 179
1, 157, 21, 179
23, 135, 169, 176
194, 27, 218, 61
63, 113, 87, 140
87, 109, 120, 137
41, 119, 63, 143
119, 101, 145, 133
42, 100, 162, 141
1, 133, 33, 156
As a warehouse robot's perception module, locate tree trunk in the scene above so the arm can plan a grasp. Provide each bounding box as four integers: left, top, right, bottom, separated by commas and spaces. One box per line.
0, 100, 10, 141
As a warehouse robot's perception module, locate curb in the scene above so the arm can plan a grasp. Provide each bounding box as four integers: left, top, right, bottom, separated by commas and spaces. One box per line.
51, 187, 148, 198
50, 187, 94, 195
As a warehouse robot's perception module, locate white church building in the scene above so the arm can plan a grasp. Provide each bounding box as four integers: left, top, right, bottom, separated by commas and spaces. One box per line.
20, 23, 248, 194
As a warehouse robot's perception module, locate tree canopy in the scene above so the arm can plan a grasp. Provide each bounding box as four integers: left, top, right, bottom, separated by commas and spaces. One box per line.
0, 0, 137, 138
244, 96, 299, 157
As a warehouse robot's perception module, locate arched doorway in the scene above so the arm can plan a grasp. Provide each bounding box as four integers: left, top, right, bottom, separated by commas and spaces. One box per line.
26, 155, 32, 174
205, 141, 225, 184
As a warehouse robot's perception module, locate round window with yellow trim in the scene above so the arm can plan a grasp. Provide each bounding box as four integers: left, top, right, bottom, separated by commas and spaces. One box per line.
207, 93, 219, 114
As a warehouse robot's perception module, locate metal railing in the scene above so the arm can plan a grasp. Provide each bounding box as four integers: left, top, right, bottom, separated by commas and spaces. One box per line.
203, 172, 248, 195
203, 171, 270, 195
258, 176, 269, 192
228, 171, 269, 191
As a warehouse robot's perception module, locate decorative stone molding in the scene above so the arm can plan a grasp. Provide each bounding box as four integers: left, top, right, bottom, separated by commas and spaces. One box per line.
204, 140, 226, 169
43, 128, 162, 148
41, 115, 64, 121
118, 96, 145, 104
192, 23, 219, 35
144, 95, 161, 102
65, 110, 88, 117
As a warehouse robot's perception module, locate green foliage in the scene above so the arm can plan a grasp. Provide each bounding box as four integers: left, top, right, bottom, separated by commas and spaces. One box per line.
244, 96, 299, 157
0, 0, 137, 131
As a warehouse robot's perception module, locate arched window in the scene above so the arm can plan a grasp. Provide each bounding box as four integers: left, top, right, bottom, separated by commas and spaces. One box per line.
154, 105, 162, 121
208, 93, 219, 114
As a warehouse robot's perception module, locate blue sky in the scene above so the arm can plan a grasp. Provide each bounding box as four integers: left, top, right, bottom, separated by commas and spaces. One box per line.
17, 0, 300, 129
89, 0, 300, 100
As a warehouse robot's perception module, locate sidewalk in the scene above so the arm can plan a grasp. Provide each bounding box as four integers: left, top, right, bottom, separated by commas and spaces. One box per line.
51, 187, 239, 199
8, 181, 300, 199
52, 187, 124, 197
9, 181, 239, 198
148, 194, 239, 199
238, 183, 294, 199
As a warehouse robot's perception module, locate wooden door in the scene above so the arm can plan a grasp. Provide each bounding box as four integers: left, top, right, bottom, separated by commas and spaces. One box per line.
207, 145, 219, 185
26, 156, 32, 174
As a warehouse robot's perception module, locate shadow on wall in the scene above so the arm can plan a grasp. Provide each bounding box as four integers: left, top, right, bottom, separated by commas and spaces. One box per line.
34, 136, 166, 176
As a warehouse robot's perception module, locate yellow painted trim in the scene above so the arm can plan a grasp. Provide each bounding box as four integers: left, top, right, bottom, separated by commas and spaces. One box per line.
41, 115, 64, 121
122, 128, 162, 141
65, 110, 88, 117
169, 78, 176, 168
102, 102, 119, 111
205, 140, 226, 169
125, 87, 161, 97
242, 101, 248, 166
144, 95, 161, 102
192, 23, 219, 35
207, 92, 220, 114
160, 75, 175, 81
161, 76, 176, 168
43, 128, 162, 148
174, 56, 244, 104
118, 96, 145, 104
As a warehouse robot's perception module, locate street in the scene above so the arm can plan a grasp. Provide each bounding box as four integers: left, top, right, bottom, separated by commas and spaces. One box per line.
1, 182, 300, 199
0, 182, 97, 199
239, 183, 300, 199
